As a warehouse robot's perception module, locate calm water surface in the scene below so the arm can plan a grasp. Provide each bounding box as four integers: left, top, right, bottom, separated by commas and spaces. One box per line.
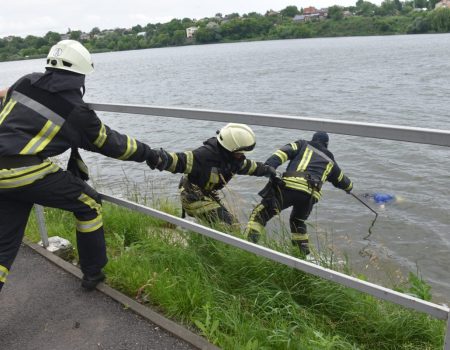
1, 34, 449, 302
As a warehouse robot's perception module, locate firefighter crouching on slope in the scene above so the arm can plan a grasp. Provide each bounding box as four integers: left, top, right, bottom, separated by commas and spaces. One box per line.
0, 40, 162, 292
148, 123, 276, 226
244, 132, 353, 256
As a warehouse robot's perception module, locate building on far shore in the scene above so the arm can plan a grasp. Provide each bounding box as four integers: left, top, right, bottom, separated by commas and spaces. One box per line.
186, 26, 198, 39
294, 7, 328, 22
435, 0, 450, 8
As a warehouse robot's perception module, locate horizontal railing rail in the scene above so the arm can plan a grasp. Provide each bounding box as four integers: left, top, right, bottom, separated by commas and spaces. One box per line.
88, 103, 450, 147
35, 103, 449, 348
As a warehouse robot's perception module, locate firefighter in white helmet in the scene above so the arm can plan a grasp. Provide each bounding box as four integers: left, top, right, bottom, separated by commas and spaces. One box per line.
0, 40, 162, 292
149, 123, 276, 225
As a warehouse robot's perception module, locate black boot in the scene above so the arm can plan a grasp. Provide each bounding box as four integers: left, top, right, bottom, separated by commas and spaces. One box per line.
81, 271, 105, 291
292, 239, 310, 256
247, 232, 260, 243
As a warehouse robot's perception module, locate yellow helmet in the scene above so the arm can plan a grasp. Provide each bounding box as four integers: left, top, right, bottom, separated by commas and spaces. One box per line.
46, 40, 94, 75
217, 123, 256, 153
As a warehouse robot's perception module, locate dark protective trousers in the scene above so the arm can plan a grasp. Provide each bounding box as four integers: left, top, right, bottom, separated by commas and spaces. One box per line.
180, 192, 236, 226
246, 185, 316, 241
0, 170, 107, 291
179, 178, 236, 226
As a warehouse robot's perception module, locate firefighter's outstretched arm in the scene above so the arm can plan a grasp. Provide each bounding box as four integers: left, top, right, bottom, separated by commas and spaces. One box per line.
265, 141, 302, 169
147, 148, 199, 176
237, 159, 276, 177
71, 106, 156, 163
328, 163, 353, 193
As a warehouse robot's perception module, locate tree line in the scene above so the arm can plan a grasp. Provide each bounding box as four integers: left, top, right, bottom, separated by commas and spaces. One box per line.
1, 1, 449, 62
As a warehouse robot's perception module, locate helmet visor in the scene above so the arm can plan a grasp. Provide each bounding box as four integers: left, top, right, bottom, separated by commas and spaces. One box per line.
233, 142, 256, 153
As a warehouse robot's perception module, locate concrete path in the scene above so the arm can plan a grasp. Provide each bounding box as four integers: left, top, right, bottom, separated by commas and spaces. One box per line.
0, 243, 217, 350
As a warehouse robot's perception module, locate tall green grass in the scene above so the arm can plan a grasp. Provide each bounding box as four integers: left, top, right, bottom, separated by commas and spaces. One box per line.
26, 200, 445, 349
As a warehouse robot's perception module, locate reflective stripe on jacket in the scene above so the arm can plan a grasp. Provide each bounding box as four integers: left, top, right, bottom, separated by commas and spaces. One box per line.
166, 137, 267, 194
265, 139, 352, 199
0, 70, 153, 187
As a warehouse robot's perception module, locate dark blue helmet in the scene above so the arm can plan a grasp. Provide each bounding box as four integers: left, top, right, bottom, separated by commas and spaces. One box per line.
311, 131, 329, 148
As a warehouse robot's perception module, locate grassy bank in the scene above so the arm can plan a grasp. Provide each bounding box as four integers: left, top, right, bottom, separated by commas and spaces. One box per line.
25, 199, 445, 349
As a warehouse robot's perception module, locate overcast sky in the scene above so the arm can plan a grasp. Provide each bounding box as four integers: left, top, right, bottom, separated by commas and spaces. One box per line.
0, 0, 385, 38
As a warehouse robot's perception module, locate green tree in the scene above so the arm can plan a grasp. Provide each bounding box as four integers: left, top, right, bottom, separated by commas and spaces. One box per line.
328, 6, 344, 20
429, 7, 450, 31
181, 17, 194, 26
163, 19, 184, 33
225, 13, 240, 20
151, 33, 170, 47
90, 27, 101, 36
44, 31, 61, 45
172, 30, 186, 45
428, 0, 440, 9
131, 24, 143, 33
356, 0, 378, 16
280, 6, 299, 18
407, 16, 430, 33
195, 27, 218, 43
378, 0, 398, 16
415, 0, 428, 7
244, 12, 263, 19
69, 30, 82, 40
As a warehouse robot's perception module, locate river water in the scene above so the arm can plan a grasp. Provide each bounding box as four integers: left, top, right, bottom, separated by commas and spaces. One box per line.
1, 34, 449, 303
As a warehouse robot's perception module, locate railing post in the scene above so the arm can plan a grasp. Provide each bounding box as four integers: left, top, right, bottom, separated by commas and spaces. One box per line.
34, 205, 49, 248
445, 313, 450, 350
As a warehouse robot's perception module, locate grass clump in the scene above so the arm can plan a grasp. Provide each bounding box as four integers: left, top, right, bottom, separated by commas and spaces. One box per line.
26, 201, 445, 349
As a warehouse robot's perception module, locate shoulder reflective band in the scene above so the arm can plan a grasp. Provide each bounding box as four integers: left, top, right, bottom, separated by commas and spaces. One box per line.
307, 145, 334, 165
11, 91, 65, 127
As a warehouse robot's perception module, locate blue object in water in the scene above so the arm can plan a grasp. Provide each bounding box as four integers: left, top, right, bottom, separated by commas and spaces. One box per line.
372, 193, 395, 204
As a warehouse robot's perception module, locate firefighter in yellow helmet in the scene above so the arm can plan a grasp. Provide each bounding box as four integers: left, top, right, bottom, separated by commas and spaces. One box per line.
244, 132, 353, 256
0, 40, 162, 292
149, 123, 276, 225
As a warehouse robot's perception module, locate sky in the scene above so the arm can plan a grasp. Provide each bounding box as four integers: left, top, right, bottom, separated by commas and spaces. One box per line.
1, 0, 384, 38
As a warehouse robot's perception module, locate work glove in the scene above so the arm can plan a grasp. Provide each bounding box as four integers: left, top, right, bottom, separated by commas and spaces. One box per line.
264, 165, 277, 179
147, 148, 170, 171
262, 165, 277, 178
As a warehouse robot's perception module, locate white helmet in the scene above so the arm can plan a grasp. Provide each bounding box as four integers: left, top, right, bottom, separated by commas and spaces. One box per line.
217, 123, 256, 153
46, 40, 94, 75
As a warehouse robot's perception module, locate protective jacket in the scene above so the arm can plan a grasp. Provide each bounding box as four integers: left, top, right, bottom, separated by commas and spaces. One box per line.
165, 137, 269, 194
245, 139, 353, 254
0, 69, 152, 188
265, 139, 352, 200
161, 137, 271, 224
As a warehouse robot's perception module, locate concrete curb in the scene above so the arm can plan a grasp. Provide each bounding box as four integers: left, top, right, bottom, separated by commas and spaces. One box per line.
24, 240, 221, 350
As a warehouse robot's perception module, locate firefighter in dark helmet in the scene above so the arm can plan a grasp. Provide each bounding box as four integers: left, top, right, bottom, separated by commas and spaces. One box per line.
244, 131, 353, 256
149, 123, 276, 226
0, 40, 162, 292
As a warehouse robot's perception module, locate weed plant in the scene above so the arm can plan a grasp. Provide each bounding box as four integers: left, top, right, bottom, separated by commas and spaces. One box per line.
26, 198, 445, 350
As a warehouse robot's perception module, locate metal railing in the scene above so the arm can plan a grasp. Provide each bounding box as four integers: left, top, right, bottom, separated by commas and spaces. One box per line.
35, 103, 450, 349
